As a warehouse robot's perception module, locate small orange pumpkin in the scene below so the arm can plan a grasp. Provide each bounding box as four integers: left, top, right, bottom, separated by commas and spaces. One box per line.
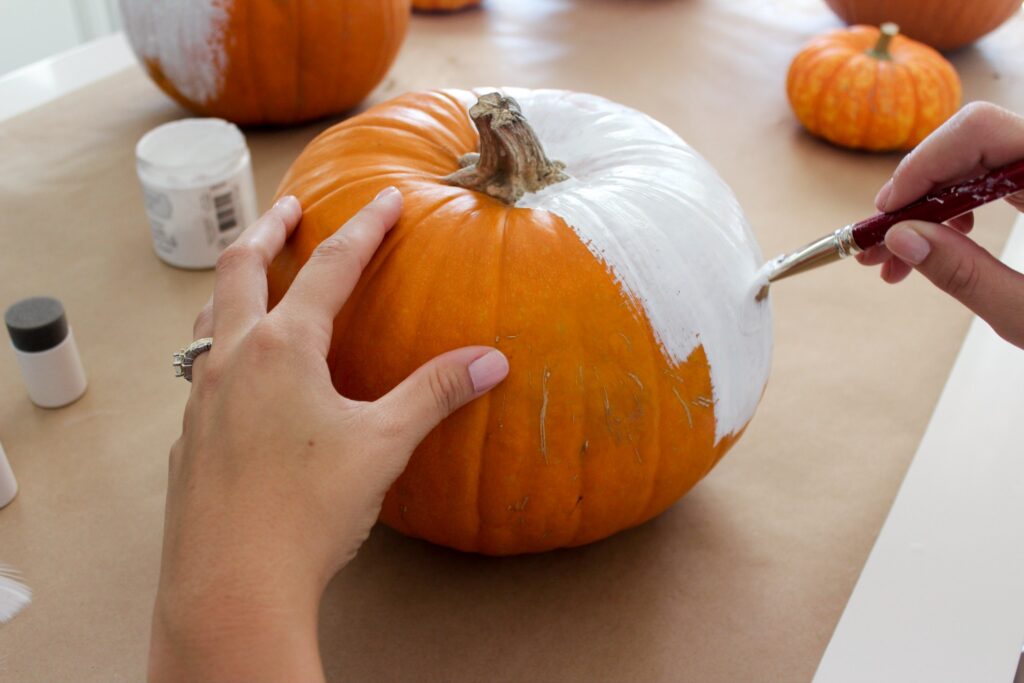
268, 89, 773, 555
824, 0, 1021, 51
119, 0, 411, 125
787, 23, 961, 152
413, 0, 481, 11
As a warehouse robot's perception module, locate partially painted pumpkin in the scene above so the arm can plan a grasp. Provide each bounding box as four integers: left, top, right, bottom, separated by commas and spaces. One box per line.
268, 89, 773, 555
119, 0, 411, 125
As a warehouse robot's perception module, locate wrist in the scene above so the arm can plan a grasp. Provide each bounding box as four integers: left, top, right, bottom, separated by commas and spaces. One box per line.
149, 564, 326, 683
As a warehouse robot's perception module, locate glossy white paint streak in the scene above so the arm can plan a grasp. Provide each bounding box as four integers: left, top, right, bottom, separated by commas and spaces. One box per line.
120, 0, 230, 105
452, 88, 773, 442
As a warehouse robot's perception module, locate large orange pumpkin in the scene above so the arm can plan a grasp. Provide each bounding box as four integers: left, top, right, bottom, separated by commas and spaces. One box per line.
787, 24, 961, 152
824, 0, 1021, 51
268, 89, 773, 555
119, 0, 411, 125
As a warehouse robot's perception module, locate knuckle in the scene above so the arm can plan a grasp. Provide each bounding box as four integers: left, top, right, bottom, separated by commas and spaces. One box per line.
956, 102, 1006, 135
215, 243, 256, 274
941, 258, 982, 300
373, 413, 407, 442
192, 305, 213, 337
312, 235, 359, 264
245, 320, 291, 356
192, 360, 221, 393
168, 439, 185, 475
426, 366, 469, 415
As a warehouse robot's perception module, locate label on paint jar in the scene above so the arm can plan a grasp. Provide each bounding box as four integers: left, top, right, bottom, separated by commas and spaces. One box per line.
141, 179, 250, 268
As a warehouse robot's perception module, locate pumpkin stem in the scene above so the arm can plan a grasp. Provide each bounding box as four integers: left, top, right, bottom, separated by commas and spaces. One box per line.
868, 22, 899, 61
444, 92, 568, 204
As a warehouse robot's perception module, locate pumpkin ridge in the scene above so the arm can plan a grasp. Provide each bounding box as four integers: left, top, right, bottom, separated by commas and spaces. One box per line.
629, 316, 665, 526
301, 171, 431, 216
471, 208, 512, 550
292, 0, 303, 124
380, 192, 488, 548
316, 122, 464, 167
914, 56, 960, 128
241, 2, 268, 124
855, 57, 882, 149
809, 52, 855, 136
897, 62, 925, 149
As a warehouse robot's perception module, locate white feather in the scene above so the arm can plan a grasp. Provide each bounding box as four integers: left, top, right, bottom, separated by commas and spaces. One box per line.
0, 565, 31, 623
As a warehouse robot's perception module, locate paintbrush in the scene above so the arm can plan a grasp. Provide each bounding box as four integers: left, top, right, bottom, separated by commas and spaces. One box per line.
0, 564, 31, 623
754, 158, 1024, 301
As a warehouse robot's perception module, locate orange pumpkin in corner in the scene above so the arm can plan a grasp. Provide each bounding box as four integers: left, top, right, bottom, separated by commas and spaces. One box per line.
119, 0, 412, 125
824, 0, 1021, 51
787, 23, 961, 152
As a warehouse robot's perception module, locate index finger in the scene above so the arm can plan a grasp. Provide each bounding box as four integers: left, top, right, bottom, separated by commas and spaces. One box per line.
274, 187, 403, 353
878, 103, 1024, 212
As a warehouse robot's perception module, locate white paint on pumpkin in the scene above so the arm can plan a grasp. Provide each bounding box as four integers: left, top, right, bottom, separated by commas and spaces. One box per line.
120, 0, 231, 105
452, 88, 774, 444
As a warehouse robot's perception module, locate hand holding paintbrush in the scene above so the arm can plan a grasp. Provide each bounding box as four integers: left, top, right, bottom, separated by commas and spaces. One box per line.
762, 103, 1024, 349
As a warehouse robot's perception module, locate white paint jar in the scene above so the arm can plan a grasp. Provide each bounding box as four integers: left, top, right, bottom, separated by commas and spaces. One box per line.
0, 440, 17, 508
5, 297, 88, 409
135, 118, 258, 269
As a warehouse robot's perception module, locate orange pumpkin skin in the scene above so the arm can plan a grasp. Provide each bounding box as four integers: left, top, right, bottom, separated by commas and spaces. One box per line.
267, 91, 752, 555
787, 25, 961, 152
824, 0, 1020, 51
120, 0, 411, 126
413, 0, 481, 11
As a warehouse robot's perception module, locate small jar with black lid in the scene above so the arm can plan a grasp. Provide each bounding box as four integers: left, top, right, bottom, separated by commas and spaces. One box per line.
5, 297, 87, 408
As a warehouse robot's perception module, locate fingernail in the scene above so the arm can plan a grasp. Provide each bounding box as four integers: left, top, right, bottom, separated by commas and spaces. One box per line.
274, 195, 300, 215
375, 186, 400, 201
885, 223, 931, 265
468, 350, 509, 393
874, 180, 893, 211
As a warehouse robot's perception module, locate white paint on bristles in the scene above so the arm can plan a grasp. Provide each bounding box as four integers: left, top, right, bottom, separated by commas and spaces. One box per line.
452, 89, 773, 443
121, 0, 231, 105
0, 565, 31, 624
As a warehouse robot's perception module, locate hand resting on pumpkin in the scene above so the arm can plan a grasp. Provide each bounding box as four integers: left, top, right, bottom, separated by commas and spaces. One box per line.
857, 102, 1024, 348
148, 189, 509, 683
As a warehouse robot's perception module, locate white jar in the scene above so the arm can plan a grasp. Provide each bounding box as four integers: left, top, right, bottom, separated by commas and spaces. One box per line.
135, 118, 258, 269
5, 297, 88, 409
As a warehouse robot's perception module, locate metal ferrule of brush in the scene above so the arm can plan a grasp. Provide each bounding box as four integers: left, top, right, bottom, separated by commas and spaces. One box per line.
765, 224, 859, 284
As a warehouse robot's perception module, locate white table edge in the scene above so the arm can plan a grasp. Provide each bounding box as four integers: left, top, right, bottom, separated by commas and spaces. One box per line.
0, 32, 135, 123
814, 215, 1024, 683
3, 33, 1023, 683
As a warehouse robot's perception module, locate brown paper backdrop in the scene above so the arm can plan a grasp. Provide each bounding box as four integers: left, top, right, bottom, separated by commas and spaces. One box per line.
1, 1, 1022, 681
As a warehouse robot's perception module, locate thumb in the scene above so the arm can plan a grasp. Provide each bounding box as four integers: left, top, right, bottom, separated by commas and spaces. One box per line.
375, 347, 509, 448
885, 221, 1024, 345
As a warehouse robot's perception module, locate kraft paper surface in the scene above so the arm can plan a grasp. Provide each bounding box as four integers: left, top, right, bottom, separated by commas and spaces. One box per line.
1, 1, 1022, 681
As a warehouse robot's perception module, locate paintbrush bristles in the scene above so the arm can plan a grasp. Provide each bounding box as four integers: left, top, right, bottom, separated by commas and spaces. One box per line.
0, 564, 31, 623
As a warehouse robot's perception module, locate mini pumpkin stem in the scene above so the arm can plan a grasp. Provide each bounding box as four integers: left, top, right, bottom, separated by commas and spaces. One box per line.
868, 22, 899, 61
444, 92, 568, 204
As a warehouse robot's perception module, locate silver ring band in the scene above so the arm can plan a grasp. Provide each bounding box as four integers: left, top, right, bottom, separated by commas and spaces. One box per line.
173, 337, 213, 382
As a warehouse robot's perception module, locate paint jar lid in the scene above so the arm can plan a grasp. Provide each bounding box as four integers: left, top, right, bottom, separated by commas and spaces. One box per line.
5, 297, 69, 353
136, 118, 249, 188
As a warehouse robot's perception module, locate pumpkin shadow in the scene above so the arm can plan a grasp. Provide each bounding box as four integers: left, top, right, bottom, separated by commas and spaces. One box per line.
317, 483, 760, 682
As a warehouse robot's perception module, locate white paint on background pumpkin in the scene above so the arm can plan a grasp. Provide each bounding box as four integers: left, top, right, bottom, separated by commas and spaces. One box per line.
452, 88, 773, 443
120, 0, 231, 105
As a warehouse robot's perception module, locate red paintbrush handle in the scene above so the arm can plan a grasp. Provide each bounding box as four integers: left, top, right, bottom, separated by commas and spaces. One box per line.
850, 159, 1024, 251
